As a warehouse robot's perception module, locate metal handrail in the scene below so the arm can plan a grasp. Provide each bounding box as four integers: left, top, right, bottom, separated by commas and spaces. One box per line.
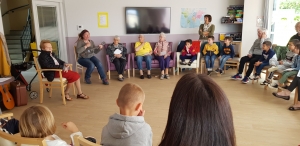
2, 4, 30, 17
20, 9, 32, 59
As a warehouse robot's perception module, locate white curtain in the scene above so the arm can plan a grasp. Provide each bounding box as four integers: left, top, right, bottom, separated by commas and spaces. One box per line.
263, 0, 270, 29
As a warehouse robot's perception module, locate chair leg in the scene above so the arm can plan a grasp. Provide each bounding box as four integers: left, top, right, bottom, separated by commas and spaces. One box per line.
133, 69, 135, 77
177, 67, 179, 75
40, 83, 44, 104
128, 69, 130, 78
173, 67, 175, 75
49, 84, 52, 98
196, 68, 199, 74
108, 71, 111, 79
61, 84, 66, 105
294, 88, 298, 105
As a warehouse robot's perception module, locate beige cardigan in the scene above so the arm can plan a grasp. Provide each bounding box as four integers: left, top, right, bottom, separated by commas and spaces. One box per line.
198, 24, 215, 40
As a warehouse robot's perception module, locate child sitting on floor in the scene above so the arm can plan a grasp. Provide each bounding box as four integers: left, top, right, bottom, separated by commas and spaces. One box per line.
260, 39, 299, 87
251, 41, 276, 80
203, 36, 219, 75
101, 83, 152, 146
180, 39, 197, 66
215, 36, 235, 74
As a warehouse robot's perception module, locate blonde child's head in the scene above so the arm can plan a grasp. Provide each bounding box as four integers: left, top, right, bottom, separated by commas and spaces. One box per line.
117, 83, 145, 116
224, 36, 232, 46
288, 39, 300, 52
19, 105, 56, 138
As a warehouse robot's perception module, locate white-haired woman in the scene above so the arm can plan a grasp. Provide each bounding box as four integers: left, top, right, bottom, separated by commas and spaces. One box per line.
107, 36, 127, 81
287, 21, 300, 45
154, 33, 171, 80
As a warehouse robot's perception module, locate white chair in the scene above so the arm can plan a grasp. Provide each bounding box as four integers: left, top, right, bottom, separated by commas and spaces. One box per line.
74, 46, 100, 80
176, 52, 201, 75
33, 57, 75, 105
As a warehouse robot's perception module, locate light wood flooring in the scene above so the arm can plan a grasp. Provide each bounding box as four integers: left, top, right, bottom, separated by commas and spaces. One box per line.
4, 69, 300, 146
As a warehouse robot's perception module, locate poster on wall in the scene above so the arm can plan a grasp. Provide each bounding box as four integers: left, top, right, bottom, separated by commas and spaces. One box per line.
256, 16, 264, 27
180, 8, 206, 28
98, 12, 108, 28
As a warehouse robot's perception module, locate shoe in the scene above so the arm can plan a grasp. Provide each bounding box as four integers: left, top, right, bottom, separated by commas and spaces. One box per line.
187, 61, 192, 66
164, 74, 170, 79
102, 79, 109, 85
288, 106, 300, 111
282, 85, 289, 89
231, 73, 242, 80
268, 66, 278, 72
140, 75, 144, 79
85, 78, 92, 84
77, 93, 89, 99
207, 71, 212, 76
118, 77, 124, 81
180, 62, 187, 65
272, 92, 290, 100
214, 69, 220, 73
147, 74, 152, 79
220, 70, 224, 75
84, 136, 96, 143
250, 75, 260, 80
269, 83, 279, 88
64, 93, 72, 101
160, 74, 164, 80
260, 80, 270, 85
241, 76, 249, 84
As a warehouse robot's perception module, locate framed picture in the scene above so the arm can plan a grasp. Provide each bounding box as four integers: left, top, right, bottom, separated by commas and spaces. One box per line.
98, 12, 108, 28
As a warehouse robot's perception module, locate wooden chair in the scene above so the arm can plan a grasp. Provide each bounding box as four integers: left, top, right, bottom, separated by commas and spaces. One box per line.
200, 42, 222, 74
223, 58, 239, 74
73, 135, 100, 146
0, 113, 47, 146
33, 57, 75, 105
74, 46, 100, 80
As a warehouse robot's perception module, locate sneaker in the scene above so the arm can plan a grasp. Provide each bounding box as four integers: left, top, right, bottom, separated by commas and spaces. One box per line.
250, 75, 260, 80
215, 69, 220, 73
84, 136, 97, 143
102, 79, 109, 85
180, 62, 187, 65
164, 74, 170, 79
268, 66, 278, 72
220, 70, 224, 75
260, 80, 270, 85
160, 74, 164, 80
140, 75, 144, 79
207, 71, 212, 76
147, 74, 152, 79
231, 73, 242, 80
187, 61, 192, 66
242, 76, 249, 84
118, 77, 124, 81
85, 78, 92, 84
269, 83, 279, 88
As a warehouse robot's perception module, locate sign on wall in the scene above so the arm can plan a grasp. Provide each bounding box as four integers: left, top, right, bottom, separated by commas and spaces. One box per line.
98, 12, 109, 28
180, 8, 206, 28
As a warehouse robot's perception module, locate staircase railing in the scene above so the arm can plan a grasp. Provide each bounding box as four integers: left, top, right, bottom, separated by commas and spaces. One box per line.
2, 4, 30, 17
20, 9, 32, 59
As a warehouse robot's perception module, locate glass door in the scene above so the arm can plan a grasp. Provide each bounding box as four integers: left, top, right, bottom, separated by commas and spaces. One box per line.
270, 0, 300, 46
31, 0, 67, 60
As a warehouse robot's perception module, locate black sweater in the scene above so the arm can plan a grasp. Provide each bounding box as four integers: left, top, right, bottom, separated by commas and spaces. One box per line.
38, 50, 65, 82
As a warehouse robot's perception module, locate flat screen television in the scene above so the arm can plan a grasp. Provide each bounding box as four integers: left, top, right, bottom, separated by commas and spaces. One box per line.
125, 7, 171, 34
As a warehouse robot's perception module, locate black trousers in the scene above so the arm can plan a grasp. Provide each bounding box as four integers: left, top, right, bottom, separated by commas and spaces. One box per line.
113, 58, 126, 75
287, 77, 300, 101
238, 55, 261, 77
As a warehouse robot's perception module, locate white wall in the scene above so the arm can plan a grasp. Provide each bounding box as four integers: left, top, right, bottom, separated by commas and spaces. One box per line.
0, 0, 10, 34
63, 0, 244, 37
241, 0, 265, 56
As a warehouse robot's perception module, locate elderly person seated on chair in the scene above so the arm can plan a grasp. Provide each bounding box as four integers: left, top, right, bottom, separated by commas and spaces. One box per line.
231, 28, 271, 84
154, 32, 171, 80
134, 34, 152, 79
106, 36, 127, 81
76, 29, 109, 85
38, 40, 89, 101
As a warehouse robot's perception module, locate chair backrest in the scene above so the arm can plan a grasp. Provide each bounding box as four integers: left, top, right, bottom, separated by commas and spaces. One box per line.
73, 135, 100, 146
273, 45, 288, 61
104, 43, 126, 51
192, 41, 201, 53
130, 42, 173, 53
74, 46, 79, 60
0, 131, 47, 146
0, 113, 13, 120
33, 56, 41, 70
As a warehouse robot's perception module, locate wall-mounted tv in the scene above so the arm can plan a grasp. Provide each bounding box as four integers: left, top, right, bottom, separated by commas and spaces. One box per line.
125, 7, 171, 34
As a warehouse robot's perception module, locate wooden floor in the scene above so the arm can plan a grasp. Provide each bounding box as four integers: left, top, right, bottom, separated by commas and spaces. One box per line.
5, 69, 300, 146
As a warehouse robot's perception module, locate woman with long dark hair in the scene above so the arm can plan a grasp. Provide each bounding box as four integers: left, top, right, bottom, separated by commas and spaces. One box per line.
159, 73, 236, 146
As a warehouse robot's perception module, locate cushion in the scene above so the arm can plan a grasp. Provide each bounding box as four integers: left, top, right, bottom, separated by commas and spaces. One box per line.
273, 46, 288, 61
42, 78, 67, 82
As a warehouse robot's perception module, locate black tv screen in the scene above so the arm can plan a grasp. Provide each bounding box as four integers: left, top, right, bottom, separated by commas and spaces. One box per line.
125, 7, 171, 34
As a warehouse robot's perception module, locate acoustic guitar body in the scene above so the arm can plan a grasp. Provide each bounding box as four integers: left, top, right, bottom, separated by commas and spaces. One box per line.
0, 84, 15, 110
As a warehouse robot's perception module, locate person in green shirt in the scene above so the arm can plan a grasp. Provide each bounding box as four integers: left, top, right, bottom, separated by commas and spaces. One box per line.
134, 34, 152, 79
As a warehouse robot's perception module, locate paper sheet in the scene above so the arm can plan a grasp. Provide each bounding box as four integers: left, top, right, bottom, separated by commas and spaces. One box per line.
114, 49, 122, 54
284, 68, 294, 72
99, 15, 107, 25
0, 77, 12, 82
297, 70, 300, 77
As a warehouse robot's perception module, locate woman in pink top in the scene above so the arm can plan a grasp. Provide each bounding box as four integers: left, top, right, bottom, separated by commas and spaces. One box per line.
154, 32, 171, 80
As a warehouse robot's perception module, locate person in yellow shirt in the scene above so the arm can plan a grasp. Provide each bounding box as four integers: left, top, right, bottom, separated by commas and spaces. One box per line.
135, 34, 152, 79
202, 36, 219, 75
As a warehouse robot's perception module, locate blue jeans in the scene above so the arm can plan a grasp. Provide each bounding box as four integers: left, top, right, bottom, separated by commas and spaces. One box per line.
219, 55, 231, 70
256, 62, 269, 75
136, 55, 152, 70
77, 56, 106, 80
205, 54, 216, 69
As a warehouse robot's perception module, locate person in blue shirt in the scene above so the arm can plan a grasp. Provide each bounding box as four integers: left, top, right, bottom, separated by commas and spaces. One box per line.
249, 41, 275, 82
215, 36, 235, 74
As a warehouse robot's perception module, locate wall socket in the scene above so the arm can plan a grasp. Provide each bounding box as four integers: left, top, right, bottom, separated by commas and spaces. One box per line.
77, 25, 83, 30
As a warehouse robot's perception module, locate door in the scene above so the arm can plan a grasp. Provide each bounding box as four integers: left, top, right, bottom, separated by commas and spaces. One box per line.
31, 0, 67, 60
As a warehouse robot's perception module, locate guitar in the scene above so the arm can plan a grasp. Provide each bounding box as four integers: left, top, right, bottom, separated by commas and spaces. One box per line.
80, 41, 106, 57
0, 84, 15, 110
